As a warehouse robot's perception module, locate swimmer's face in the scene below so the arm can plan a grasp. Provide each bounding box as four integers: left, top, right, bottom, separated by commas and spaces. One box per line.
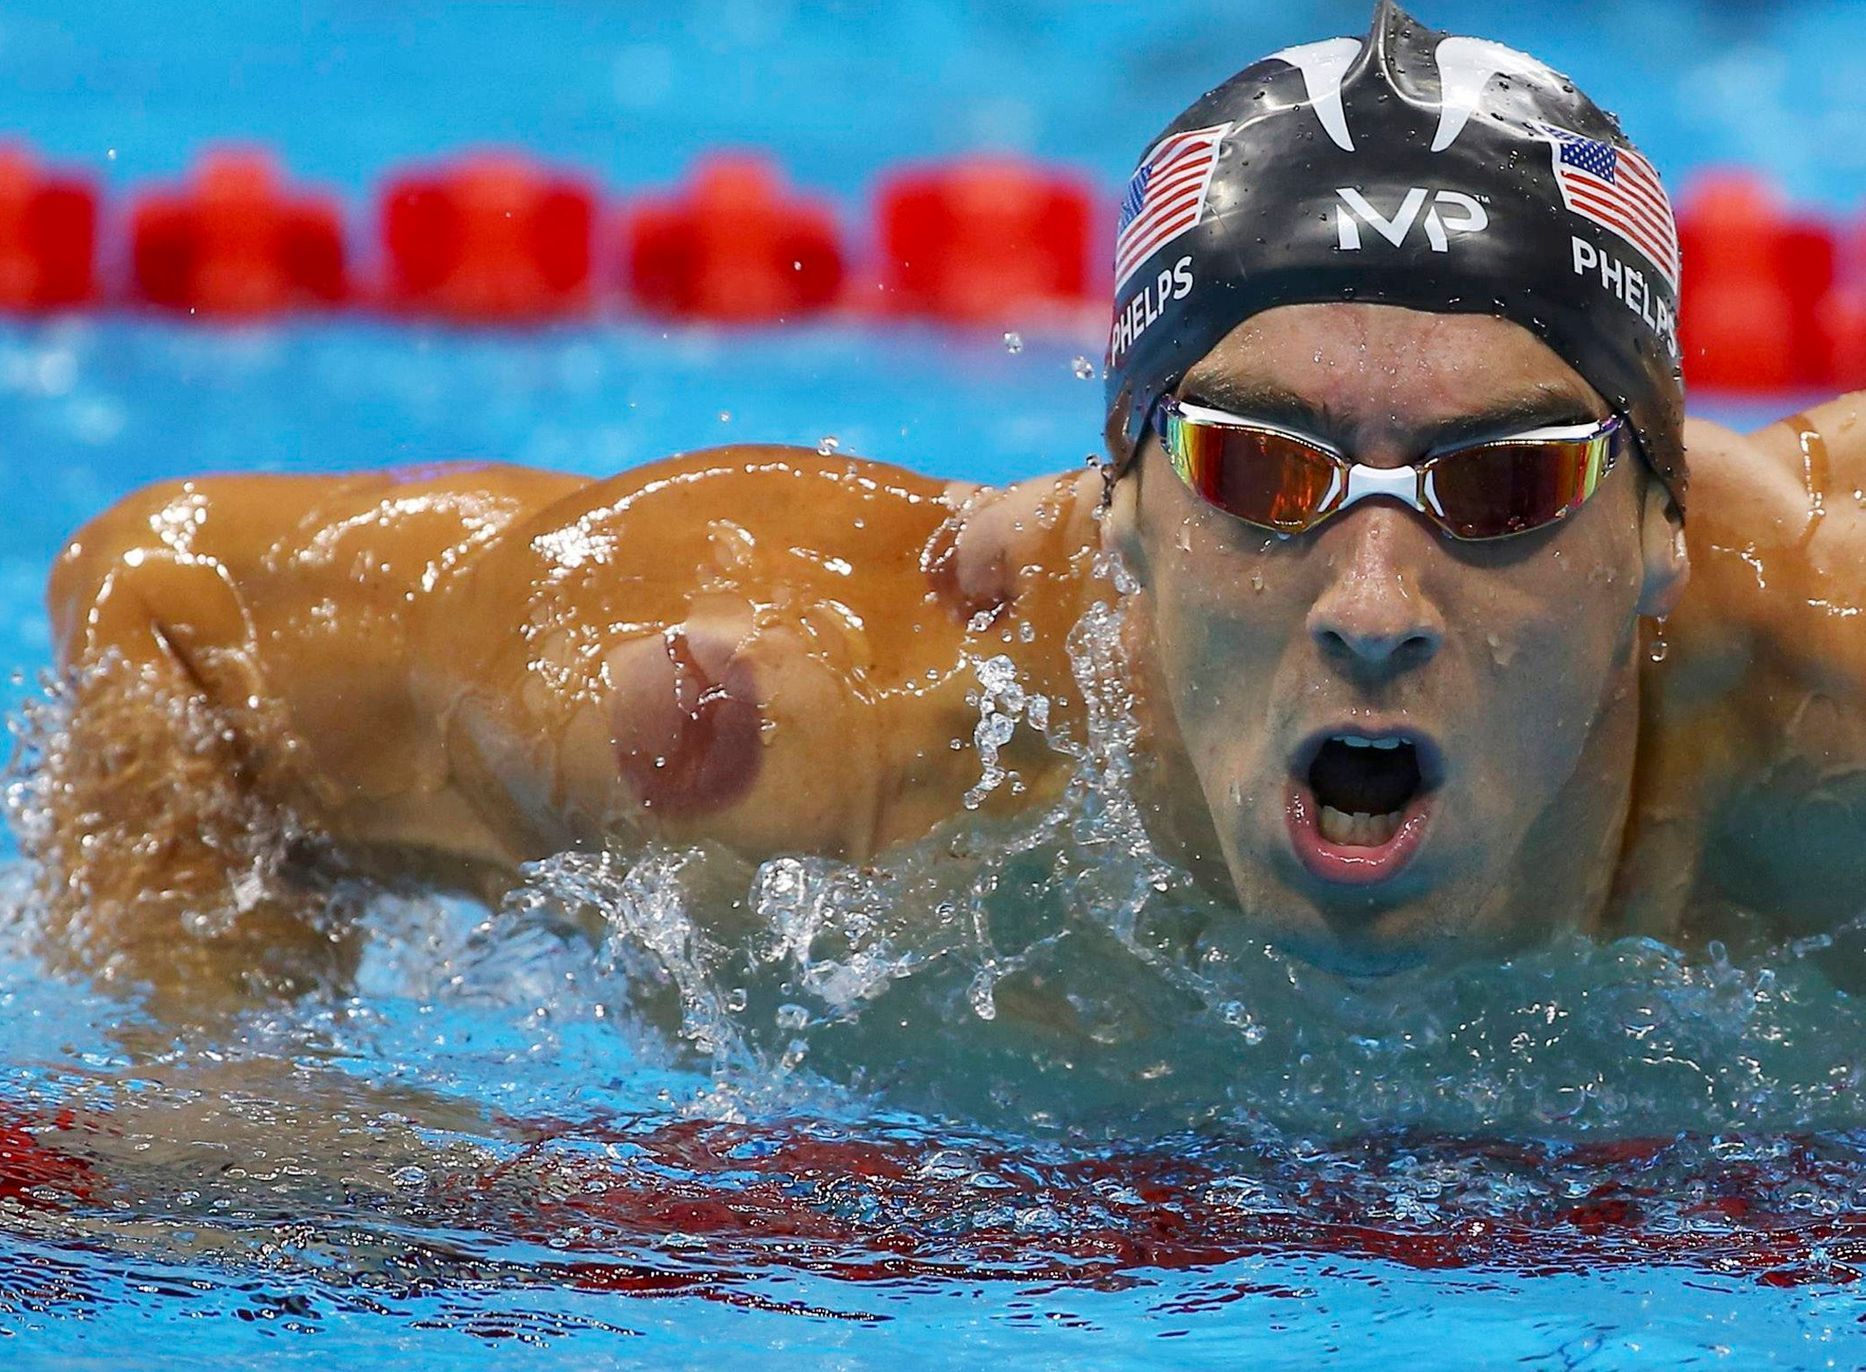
1105, 303, 1687, 974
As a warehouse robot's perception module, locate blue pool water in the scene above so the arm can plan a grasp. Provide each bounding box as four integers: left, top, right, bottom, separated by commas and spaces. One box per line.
2, 3, 1866, 1369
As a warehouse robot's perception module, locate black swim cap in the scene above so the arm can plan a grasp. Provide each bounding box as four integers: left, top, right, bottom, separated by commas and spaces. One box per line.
1104, 0, 1686, 509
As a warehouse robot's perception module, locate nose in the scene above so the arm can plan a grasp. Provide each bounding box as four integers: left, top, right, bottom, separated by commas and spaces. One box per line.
1306, 508, 1446, 674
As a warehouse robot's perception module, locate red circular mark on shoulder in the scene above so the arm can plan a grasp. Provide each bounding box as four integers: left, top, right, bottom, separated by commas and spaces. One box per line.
615, 629, 764, 820
920, 514, 1014, 625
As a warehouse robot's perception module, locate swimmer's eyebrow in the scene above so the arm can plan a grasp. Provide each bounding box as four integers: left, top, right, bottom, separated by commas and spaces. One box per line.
1177, 377, 1343, 442
1422, 392, 1608, 450
1176, 376, 1604, 451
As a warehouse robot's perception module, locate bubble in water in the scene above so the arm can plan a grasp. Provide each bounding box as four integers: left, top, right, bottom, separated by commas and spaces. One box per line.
1002, 331, 1023, 354
1071, 356, 1095, 380
817, 435, 841, 456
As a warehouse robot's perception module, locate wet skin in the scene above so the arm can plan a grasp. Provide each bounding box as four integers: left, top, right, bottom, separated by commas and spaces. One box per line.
40, 303, 1866, 996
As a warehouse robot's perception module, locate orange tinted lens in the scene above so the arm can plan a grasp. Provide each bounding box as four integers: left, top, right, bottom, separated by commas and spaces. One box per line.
1165, 412, 1341, 533
1428, 437, 1604, 539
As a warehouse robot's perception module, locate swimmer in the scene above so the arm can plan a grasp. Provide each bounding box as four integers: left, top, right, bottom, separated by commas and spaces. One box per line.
37, 0, 1866, 999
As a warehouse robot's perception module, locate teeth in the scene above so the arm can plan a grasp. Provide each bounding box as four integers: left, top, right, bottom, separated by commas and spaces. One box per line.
1331, 734, 1407, 751
1318, 805, 1403, 848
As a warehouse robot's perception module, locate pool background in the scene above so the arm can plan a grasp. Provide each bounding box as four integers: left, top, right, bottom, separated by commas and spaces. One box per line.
0, 1, 1864, 1367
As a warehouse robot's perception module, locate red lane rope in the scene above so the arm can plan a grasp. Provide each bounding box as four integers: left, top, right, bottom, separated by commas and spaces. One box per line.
0, 140, 1857, 391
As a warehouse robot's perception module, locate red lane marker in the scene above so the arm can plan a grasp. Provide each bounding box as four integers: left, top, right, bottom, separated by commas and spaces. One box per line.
874, 158, 1102, 327
623, 153, 844, 323
1678, 169, 1838, 391
130, 147, 346, 316
0, 144, 96, 312
381, 151, 596, 323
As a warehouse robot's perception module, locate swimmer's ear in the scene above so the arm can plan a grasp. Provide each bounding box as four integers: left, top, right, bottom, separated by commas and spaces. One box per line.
1635, 475, 1688, 619
1100, 452, 1149, 586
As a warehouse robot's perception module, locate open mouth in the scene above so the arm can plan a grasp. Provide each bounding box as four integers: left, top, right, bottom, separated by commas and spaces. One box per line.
1310, 735, 1423, 846
1285, 730, 1440, 886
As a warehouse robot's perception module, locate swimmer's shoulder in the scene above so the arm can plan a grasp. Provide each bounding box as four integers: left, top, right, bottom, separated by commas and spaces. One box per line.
932, 466, 1106, 621
492, 444, 1103, 597
1683, 399, 1866, 602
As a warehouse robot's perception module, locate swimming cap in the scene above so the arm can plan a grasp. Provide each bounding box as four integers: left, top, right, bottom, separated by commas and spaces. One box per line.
1104, 0, 1686, 510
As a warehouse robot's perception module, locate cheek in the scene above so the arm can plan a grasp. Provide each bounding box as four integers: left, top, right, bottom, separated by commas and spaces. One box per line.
1458, 544, 1642, 773
1142, 539, 1311, 772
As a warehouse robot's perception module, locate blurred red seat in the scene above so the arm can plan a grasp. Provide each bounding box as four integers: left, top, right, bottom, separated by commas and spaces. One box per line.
623, 153, 843, 322
131, 148, 346, 316
380, 152, 595, 322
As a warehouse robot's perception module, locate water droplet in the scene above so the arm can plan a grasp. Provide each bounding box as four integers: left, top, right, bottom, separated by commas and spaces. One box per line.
968, 969, 999, 1020
816, 435, 840, 456
1648, 637, 1670, 663
775, 1002, 810, 1031
718, 410, 732, 423
1071, 355, 1095, 380
1002, 331, 1023, 354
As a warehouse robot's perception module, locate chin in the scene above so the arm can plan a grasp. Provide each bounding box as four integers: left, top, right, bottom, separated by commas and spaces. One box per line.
1278, 924, 1441, 977
1242, 880, 1477, 976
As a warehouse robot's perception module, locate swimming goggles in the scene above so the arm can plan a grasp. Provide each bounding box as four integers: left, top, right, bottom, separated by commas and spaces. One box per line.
1152, 395, 1630, 541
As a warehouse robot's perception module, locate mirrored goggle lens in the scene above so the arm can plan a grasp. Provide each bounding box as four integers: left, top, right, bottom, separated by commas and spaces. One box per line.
1427, 432, 1615, 540
1162, 410, 1341, 533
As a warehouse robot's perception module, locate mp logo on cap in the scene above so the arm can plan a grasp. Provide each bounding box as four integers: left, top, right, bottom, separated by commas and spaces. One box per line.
1335, 187, 1489, 251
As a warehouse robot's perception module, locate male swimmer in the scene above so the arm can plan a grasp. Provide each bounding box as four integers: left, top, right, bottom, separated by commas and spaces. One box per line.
36, 1, 1866, 1000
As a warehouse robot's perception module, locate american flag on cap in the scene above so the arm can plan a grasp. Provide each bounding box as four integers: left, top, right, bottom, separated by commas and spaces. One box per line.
1533, 122, 1679, 290
1114, 123, 1230, 290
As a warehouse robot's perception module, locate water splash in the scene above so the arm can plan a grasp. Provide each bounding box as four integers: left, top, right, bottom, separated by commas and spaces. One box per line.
4, 561, 1866, 1144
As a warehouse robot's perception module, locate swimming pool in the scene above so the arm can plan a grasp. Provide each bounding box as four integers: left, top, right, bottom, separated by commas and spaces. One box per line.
3, 3, 1866, 1368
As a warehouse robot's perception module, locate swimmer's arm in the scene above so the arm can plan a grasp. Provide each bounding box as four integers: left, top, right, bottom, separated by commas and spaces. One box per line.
39, 465, 584, 1004
38, 475, 349, 1004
